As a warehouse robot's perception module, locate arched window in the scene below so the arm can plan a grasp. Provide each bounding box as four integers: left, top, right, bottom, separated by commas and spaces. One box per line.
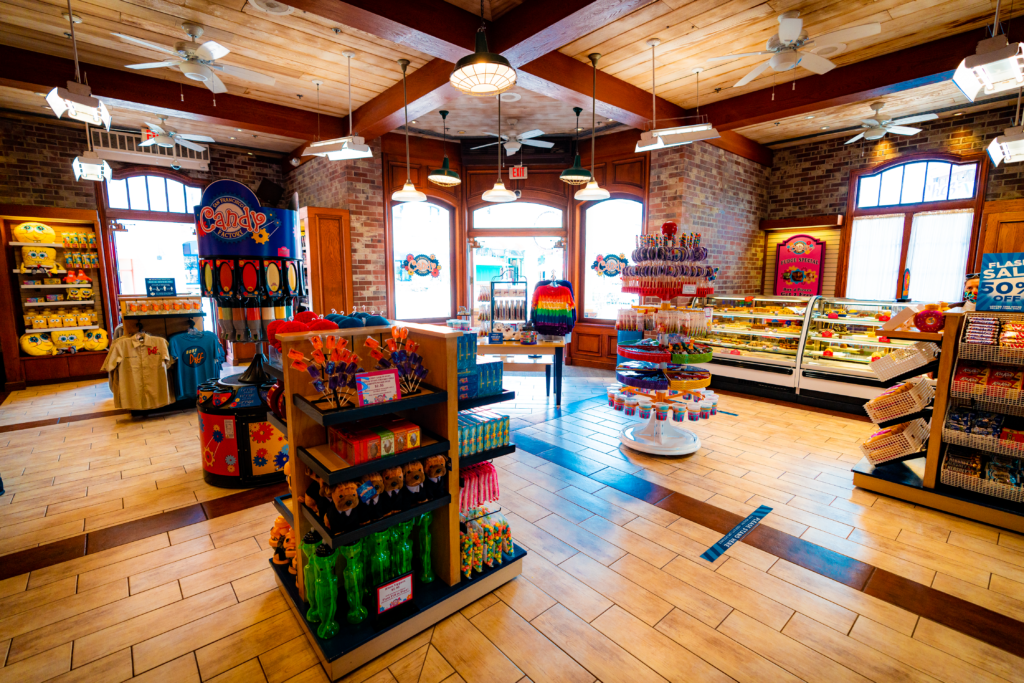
581, 198, 643, 320
392, 200, 454, 321
105, 173, 203, 214
844, 156, 984, 302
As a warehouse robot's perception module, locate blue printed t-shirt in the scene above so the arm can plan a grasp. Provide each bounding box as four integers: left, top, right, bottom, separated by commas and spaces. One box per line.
169, 330, 225, 400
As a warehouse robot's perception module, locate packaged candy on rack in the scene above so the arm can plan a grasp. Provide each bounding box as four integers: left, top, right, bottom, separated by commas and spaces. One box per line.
985, 456, 1020, 486
999, 427, 1024, 444
972, 411, 1005, 437
953, 363, 990, 393
943, 450, 983, 476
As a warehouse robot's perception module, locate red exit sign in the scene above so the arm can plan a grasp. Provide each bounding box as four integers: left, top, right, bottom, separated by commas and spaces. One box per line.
509, 165, 528, 180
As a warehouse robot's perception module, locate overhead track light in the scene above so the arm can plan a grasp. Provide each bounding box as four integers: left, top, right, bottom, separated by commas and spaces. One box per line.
303, 53, 373, 161
989, 87, 1024, 166
953, 0, 1024, 102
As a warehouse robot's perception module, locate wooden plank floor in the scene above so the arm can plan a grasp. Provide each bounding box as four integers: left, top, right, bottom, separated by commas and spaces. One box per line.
0, 373, 1021, 682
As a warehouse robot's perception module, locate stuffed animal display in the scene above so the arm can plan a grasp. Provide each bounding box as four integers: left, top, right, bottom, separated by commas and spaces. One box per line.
83, 329, 109, 351
13, 222, 57, 244
52, 330, 86, 353
20, 246, 58, 272
306, 456, 448, 537
19, 332, 54, 356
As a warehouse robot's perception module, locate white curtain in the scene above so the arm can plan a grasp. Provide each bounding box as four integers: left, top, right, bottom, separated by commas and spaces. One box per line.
906, 209, 973, 302
846, 214, 904, 300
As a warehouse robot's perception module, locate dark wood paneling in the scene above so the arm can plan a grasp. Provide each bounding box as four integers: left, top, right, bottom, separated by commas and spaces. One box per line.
574, 331, 603, 355
22, 356, 69, 383
67, 352, 107, 376
611, 159, 644, 189
302, 206, 354, 315
514, 169, 570, 199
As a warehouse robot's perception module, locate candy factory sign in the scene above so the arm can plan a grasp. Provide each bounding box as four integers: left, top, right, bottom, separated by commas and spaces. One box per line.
193, 179, 299, 260
774, 234, 825, 297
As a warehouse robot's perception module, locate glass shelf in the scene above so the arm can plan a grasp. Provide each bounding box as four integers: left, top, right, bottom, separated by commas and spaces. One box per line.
710, 327, 801, 339
807, 335, 914, 350
694, 295, 810, 367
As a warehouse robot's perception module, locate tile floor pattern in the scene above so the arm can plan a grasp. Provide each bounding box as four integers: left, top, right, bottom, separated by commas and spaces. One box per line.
0, 370, 1022, 682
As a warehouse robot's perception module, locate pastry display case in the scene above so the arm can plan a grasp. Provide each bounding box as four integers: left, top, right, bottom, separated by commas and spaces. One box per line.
799, 297, 925, 407
694, 295, 812, 396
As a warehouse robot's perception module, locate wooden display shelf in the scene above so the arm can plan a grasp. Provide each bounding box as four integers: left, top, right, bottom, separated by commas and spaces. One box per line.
298, 432, 450, 485
301, 495, 451, 549
460, 443, 515, 468
24, 300, 94, 306
13, 269, 68, 274
25, 325, 99, 333
882, 330, 943, 341
8, 242, 69, 247
20, 284, 80, 289
274, 494, 294, 526
272, 543, 525, 677
294, 384, 447, 428
123, 312, 205, 319
457, 390, 515, 411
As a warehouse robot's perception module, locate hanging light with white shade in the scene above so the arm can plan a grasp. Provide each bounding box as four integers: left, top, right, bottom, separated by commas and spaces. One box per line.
303, 52, 373, 160
482, 94, 517, 202
449, 0, 517, 97
392, 59, 427, 202
574, 54, 610, 202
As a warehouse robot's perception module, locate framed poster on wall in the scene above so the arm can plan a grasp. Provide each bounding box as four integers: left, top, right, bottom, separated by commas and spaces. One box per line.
774, 234, 826, 297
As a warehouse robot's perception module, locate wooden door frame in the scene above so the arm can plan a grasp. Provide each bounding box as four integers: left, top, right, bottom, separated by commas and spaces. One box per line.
836, 151, 989, 297
301, 206, 354, 314
385, 196, 458, 323
975, 199, 1024, 271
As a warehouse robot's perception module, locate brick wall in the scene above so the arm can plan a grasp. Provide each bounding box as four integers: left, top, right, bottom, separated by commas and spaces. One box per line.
650, 141, 771, 295
0, 116, 284, 210
769, 105, 1024, 219
284, 140, 387, 311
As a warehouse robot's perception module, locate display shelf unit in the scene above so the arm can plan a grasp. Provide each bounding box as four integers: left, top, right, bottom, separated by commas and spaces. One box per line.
297, 432, 450, 485
457, 390, 516, 411
711, 328, 801, 339
19, 284, 80, 289
302, 495, 452, 549
12, 269, 69, 274
273, 323, 524, 680
715, 313, 804, 320
267, 412, 287, 436
24, 325, 99, 333
8, 242, 66, 247
24, 300, 94, 307
852, 312, 1024, 533
461, 444, 516, 468
274, 493, 294, 526
123, 312, 207, 319
807, 336, 914, 350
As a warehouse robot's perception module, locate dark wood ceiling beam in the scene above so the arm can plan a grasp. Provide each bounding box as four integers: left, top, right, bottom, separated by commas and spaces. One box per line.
0, 46, 346, 140
703, 26, 1015, 131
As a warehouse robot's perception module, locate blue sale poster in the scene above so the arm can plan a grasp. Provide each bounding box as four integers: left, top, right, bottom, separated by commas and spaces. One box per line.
978, 252, 1024, 311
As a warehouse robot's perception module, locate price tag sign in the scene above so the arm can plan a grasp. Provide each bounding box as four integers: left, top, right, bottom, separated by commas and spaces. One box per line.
979, 253, 1024, 312
376, 572, 414, 616
681, 283, 697, 295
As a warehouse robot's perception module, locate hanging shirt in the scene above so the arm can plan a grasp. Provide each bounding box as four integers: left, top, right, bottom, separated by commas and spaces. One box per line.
168, 330, 225, 401
102, 333, 174, 410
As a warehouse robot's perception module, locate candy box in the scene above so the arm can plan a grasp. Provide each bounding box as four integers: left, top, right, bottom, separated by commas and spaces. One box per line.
389, 420, 420, 453
43, 278, 61, 285
44, 294, 63, 302
328, 427, 381, 465
986, 367, 1023, 391
458, 369, 479, 400
999, 427, 1024, 444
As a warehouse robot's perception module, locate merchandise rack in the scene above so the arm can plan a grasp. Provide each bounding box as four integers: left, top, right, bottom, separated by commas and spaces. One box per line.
457, 389, 516, 411
852, 312, 1024, 533
274, 323, 524, 679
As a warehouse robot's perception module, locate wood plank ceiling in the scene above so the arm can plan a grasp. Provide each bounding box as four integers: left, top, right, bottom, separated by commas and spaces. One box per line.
0, 0, 1021, 149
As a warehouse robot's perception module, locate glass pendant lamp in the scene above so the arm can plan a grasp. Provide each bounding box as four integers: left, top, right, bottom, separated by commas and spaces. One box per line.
427, 111, 462, 187
482, 94, 516, 202
449, 0, 516, 97
560, 107, 592, 186
392, 59, 427, 202
575, 54, 610, 202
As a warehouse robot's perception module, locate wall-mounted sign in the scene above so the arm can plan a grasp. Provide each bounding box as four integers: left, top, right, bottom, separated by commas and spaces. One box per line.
978, 252, 1024, 312
145, 278, 176, 297
193, 179, 300, 260
509, 165, 527, 180
774, 234, 825, 297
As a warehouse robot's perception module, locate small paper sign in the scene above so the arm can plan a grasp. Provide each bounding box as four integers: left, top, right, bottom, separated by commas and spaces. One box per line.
682, 283, 697, 295
377, 573, 414, 614
355, 369, 400, 405
145, 278, 176, 297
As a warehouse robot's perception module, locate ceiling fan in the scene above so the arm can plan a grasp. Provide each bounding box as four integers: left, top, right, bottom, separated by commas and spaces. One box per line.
140, 116, 215, 152
113, 23, 276, 94
709, 11, 881, 88
844, 102, 938, 144
472, 120, 554, 155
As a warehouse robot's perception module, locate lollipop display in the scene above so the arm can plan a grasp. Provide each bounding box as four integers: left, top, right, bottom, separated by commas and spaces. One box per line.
621, 222, 718, 300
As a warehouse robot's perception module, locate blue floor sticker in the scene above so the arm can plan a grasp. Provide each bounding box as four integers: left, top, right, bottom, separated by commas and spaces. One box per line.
700, 505, 772, 562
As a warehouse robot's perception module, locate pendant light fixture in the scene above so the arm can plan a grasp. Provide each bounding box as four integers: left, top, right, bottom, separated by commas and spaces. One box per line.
482, 95, 516, 203
635, 41, 719, 152
989, 86, 1024, 166
560, 107, 592, 186
954, 0, 1024, 102
392, 59, 427, 203
450, 0, 516, 97
574, 54, 610, 202
72, 124, 112, 181
428, 110, 461, 187
47, 0, 111, 130
303, 52, 373, 160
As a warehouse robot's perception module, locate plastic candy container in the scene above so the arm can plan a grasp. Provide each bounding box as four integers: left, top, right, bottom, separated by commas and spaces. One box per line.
654, 403, 671, 421
624, 396, 638, 416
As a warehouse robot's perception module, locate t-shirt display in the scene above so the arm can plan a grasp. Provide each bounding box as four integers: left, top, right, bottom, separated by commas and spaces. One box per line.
169, 330, 225, 401
101, 333, 174, 410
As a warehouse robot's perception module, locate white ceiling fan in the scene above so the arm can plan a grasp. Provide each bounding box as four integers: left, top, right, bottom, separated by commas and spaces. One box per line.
113, 23, 276, 94
472, 120, 554, 155
140, 116, 215, 152
844, 102, 938, 145
709, 11, 881, 88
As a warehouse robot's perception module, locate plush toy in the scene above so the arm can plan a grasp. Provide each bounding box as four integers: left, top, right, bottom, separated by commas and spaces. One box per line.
324, 480, 360, 534
61, 312, 77, 328
46, 313, 63, 329
20, 247, 58, 272
303, 468, 324, 517
67, 287, 93, 301
83, 329, 109, 351
53, 330, 85, 354
423, 455, 447, 502
19, 332, 54, 356
358, 472, 384, 523
12, 222, 56, 244
402, 460, 427, 506
380, 466, 404, 517
285, 529, 298, 576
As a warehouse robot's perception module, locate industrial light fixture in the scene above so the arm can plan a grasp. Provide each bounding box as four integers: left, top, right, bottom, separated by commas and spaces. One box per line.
482, 94, 516, 202
392, 59, 427, 202
635, 42, 719, 152
47, 0, 111, 130
560, 107, 592, 186
72, 132, 111, 182
575, 54, 610, 201
953, 0, 1024, 102
428, 110, 461, 187
988, 87, 1024, 166
449, 0, 516, 96
303, 53, 373, 161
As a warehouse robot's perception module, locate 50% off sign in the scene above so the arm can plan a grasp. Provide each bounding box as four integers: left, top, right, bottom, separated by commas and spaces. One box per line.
979, 253, 1024, 312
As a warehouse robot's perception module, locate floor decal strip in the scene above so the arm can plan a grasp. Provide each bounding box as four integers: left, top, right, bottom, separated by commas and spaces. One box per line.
700, 504, 772, 562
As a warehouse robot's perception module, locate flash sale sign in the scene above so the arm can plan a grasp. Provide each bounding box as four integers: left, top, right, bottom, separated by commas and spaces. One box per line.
979, 253, 1024, 312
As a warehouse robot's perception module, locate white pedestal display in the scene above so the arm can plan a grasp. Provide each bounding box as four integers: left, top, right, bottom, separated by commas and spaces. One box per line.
619, 416, 701, 456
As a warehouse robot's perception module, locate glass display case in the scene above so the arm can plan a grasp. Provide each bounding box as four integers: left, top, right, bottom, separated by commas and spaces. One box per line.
696, 295, 811, 365
801, 298, 922, 377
